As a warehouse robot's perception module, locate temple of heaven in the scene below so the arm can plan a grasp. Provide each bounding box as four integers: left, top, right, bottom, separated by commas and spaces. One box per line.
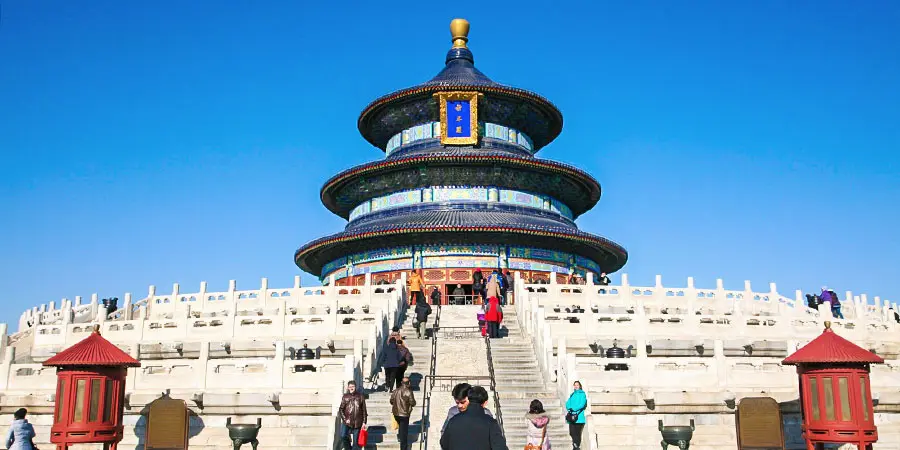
294, 19, 627, 295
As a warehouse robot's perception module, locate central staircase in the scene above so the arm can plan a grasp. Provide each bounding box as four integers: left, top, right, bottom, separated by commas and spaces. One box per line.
490, 308, 571, 447
362, 311, 433, 450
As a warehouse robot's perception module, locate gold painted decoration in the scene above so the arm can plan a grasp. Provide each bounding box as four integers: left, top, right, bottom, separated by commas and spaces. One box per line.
435, 91, 481, 146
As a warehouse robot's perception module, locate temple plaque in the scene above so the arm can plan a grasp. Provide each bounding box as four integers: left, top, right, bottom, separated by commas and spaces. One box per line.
736, 397, 785, 450
145, 396, 190, 450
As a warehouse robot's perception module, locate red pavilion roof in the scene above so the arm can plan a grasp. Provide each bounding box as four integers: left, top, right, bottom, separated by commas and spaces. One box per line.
43, 328, 141, 368
783, 322, 884, 365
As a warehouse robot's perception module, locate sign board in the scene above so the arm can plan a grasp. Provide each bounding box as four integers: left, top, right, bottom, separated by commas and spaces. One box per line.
434, 91, 480, 146
145, 397, 189, 450
736, 397, 785, 450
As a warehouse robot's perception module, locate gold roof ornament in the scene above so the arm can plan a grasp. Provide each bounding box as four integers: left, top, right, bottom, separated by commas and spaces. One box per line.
450, 18, 470, 49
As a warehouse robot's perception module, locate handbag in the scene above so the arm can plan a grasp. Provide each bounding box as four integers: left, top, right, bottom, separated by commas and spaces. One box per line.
565, 409, 580, 424
390, 415, 400, 431
524, 422, 547, 450
357, 427, 368, 447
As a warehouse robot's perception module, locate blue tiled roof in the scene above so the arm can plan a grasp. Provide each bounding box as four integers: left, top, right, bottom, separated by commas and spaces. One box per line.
346, 206, 576, 233
357, 44, 563, 152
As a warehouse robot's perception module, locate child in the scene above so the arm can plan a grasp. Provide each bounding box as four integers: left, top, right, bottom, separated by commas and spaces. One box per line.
477, 304, 487, 337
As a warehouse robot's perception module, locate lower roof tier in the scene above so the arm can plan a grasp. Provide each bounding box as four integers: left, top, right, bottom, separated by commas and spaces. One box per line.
295, 209, 627, 277
320, 152, 601, 220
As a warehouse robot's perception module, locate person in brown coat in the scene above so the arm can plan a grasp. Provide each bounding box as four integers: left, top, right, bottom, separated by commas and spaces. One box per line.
390, 377, 417, 450
338, 381, 368, 450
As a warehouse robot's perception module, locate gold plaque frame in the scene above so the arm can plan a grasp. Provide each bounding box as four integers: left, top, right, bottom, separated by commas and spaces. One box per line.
434, 91, 481, 146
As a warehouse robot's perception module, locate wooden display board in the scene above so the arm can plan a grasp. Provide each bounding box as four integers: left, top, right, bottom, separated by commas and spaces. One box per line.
736, 397, 785, 450
145, 396, 190, 450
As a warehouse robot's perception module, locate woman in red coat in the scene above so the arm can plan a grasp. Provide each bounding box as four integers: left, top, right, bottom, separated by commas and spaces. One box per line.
484, 295, 503, 339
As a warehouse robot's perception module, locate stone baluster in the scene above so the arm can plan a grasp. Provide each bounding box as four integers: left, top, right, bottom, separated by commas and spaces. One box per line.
61, 300, 72, 327
90, 294, 99, 322
125, 344, 140, 393
714, 339, 727, 388
198, 281, 208, 310
273, 340, 285, 389
363, 273, 373, 306
557, 336, 567, 390
0, 323, 7, 359
685, 277, 697, 317
294, 275, 302, 289
714, 279, 727, 314
260, 277, 270, 307
769, 282, 780, 313
0, 347, 15, 391
228, 279, 237, 308
793, 290, 805, 315
121, 293, 132, 321
199, 342, 210, 390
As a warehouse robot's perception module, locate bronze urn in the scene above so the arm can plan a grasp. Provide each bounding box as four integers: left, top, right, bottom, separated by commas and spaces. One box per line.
658, 419, 694, 449
226, 417, 262, 450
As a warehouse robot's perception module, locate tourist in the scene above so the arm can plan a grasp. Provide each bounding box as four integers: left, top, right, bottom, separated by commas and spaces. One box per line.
486, 278, 501, 302
565, 381, 587, 450
473, 269, 486, 302
821, 287, 844, 319
484, 294, 503, 339
525, 399, 551, 450
806, 293, 820, 310
339, 381, 368, 450
415, 296, 433, 339
440, 386, 506, 450
430, 286, 442, 306
382, 338, 403, 392
395, 340, 413, 389
493, 269, 508, 305
409, 270, 425, 305
452, 284, 466, 305
597, 272, 611, 286
5, 408, 36, 450
503, 269, 514, 304
477, 304, 487, 337
441, 383, 493, 433
390, 377, 416, 450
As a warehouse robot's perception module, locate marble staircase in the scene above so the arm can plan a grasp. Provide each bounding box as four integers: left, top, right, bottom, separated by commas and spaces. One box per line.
362, 311, 433, 450
491, 309, 572, 447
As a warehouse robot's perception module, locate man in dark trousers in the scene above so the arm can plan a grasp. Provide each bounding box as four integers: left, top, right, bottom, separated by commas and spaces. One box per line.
440, 386, 507, 450
415, 295, 433, 339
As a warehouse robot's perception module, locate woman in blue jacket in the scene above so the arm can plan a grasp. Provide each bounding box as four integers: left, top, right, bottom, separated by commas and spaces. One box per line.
5, 408, 36, 450
564, 381, 587, 450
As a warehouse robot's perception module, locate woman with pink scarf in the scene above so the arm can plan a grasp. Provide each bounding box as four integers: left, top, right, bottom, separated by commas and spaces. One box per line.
525, 399, 551, 450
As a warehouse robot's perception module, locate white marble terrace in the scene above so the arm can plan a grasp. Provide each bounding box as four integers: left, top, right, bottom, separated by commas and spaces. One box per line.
1, 271, 898, 449
513, 272, 900, 449
0, 274, 408, 449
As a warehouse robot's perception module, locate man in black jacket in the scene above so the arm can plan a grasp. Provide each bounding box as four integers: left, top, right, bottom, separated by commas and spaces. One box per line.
440, 386, 507, 450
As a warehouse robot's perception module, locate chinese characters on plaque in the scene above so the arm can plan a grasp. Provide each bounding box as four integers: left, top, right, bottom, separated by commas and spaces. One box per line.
435, 91, 480, 145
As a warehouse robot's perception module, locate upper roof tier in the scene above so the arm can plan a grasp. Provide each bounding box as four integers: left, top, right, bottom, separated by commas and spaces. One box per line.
357, 19, 563, 154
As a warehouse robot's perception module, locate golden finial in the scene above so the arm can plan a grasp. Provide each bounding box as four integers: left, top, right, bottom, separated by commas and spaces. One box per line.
450, 18, 470, 49
824, 321, 832, 330
93, 324, 101, 334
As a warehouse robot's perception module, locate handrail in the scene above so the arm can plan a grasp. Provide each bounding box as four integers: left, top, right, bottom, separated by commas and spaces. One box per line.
484, 335, 504, 436
418, 302, 442, 450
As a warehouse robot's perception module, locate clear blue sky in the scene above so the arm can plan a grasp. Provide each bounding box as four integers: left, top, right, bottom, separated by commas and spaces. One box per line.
1, 1, 898, 328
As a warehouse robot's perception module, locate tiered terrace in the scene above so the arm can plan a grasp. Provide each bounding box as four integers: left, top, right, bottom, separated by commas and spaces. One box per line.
513, 273, 900, 450
0, 274, 408, 450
